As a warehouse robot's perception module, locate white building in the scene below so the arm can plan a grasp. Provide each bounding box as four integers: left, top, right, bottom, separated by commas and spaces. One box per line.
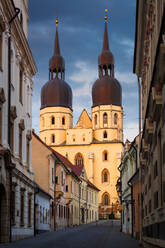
0, 0, 37, 243
35, 185, 51, 234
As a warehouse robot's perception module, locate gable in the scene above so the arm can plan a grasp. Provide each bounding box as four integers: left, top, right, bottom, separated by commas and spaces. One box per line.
75, 109, 92, 129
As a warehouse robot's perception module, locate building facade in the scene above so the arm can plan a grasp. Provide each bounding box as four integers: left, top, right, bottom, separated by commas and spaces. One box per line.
39, 16, 123, 218
35, 184, 52, 234
0, 0, 37, 243
32, 132, 99, 230
134, 0, 165, 247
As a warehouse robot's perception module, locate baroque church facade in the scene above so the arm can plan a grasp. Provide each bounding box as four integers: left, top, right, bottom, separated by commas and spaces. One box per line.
40, 17, 123, 218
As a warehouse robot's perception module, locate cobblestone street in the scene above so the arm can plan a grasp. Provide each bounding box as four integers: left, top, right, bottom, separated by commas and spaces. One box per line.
0, 221, 139, 248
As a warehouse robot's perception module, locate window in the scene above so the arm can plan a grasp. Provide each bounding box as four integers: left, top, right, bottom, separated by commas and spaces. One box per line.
72, 135, 75, 142
154, 191, 158, 209
0, 30, 2, 70
104, 173, 108, 182
26, 138, 30, 168
41, 117, 45, 128
103, 113, 108, 125
83, 134, 85, 142
94, 114, 97, 125
20, 12, 23, 27
104, 194, 109, 206
19, 127, 23, 162
52, 168, 54, 183
103, 151, 108, 161
0, 107, 2, 144
11, 188, 15, 225
19, 67, 23, 104
66, 185, 68, 192
20, 189, 25, 226
154, 161, 158, 178
52, 134, 55, 143
114, 113, 118, 125
61, 171, 63, 185
44, 137, 46, 143
28, 194, 32, 227
103, 131, 107, 139
10, 121, 14, 152
75, 153, 84, 166
51, 117, 55, 125
62, 117, 65, 125
102, 169, 109, 183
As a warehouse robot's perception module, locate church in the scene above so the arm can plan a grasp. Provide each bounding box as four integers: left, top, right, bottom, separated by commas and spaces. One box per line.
39, 14, 123, 218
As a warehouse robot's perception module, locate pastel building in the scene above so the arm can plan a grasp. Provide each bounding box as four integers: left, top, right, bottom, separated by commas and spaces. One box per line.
40, 15, 123, 218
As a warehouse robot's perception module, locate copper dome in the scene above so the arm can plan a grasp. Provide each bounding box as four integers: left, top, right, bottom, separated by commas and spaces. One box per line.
92, 18, 122, 107
41, 78, 72, 109
92, 76, 122, 107
40, 21, 72, 110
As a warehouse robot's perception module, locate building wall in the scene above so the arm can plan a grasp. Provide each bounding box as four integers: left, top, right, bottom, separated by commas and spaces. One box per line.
52, 142, 122, 208
133, 181, 139, 239
134, 0, 165, 247
35, 192, 51, 233
0, 0, 36, 242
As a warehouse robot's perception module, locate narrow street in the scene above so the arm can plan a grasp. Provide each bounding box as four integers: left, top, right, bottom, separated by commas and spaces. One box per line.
0, 221, 139, 248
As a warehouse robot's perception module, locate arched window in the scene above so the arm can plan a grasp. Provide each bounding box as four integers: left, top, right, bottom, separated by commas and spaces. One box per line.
103, 131, 107, 139
102, 169, 110, 183
103, 151, 108, 161
103, 113, 108, 125
62, 117, 65, 125
41, 117, 45, 128
104, 195, 109, 205
52, 134, 55, 143
114, 113, 118, 125
104, 173, 108, 182
75, 153, 84, 166
51, 116, 55, 125
94, 114, 97, 125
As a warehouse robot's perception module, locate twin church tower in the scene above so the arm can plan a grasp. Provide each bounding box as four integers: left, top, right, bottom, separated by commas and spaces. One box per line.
40, 13, 123, 217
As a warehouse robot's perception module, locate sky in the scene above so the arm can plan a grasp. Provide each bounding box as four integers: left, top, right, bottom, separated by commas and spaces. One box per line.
29, 0, 139, 142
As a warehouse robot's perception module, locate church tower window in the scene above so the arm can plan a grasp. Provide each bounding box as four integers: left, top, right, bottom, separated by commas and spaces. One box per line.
114, 113, 118, 125
94, 114, 97, 125
62, 117, 65, 125
103, 113, 107, 125
104, 194, 109, 206
75, 153, 84, 166
103, 151, 108, 161
103, 131, 107, 139
102, 169, 110, 183
51, 116, 55, 125
52, 134, 55, 143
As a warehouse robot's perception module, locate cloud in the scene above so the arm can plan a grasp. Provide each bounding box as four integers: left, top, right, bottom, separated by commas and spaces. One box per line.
123, 121, 139, 142
116, 71, 137, 85
69, 61, 97, 97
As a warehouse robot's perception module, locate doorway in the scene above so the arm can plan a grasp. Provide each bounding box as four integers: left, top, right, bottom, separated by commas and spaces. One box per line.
0, 184, 8, 243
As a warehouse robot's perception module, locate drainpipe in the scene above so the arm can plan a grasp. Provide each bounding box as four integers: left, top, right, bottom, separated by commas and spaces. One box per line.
128, 181, 134, 238
79, 181, 82, 225
8, 7, 20, 243
137, 76, 142, 244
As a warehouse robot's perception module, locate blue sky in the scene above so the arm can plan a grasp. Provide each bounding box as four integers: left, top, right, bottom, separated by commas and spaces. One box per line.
29, 0, 139, 142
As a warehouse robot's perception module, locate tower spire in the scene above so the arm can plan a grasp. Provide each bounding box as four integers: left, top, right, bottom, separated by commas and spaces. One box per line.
103, 9, 109, 51
54, 17, 60, 55
49, 16, 65, 80
98, 9, 114, 78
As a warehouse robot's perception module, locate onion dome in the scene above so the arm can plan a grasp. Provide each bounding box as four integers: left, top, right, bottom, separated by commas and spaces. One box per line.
92, 11, 122, 107
41, 19, 72, 110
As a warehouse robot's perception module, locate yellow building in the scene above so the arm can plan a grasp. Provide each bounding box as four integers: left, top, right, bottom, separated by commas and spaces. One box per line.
32, 132, 99, 230
40, 16, 123, 218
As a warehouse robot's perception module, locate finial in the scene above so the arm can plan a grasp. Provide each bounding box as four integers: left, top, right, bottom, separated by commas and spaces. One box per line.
56, 15, 59, 27
104, 8, 108, 22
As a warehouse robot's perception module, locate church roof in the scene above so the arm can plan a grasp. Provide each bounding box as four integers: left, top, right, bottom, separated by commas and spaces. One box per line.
75, 109, 92, 129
